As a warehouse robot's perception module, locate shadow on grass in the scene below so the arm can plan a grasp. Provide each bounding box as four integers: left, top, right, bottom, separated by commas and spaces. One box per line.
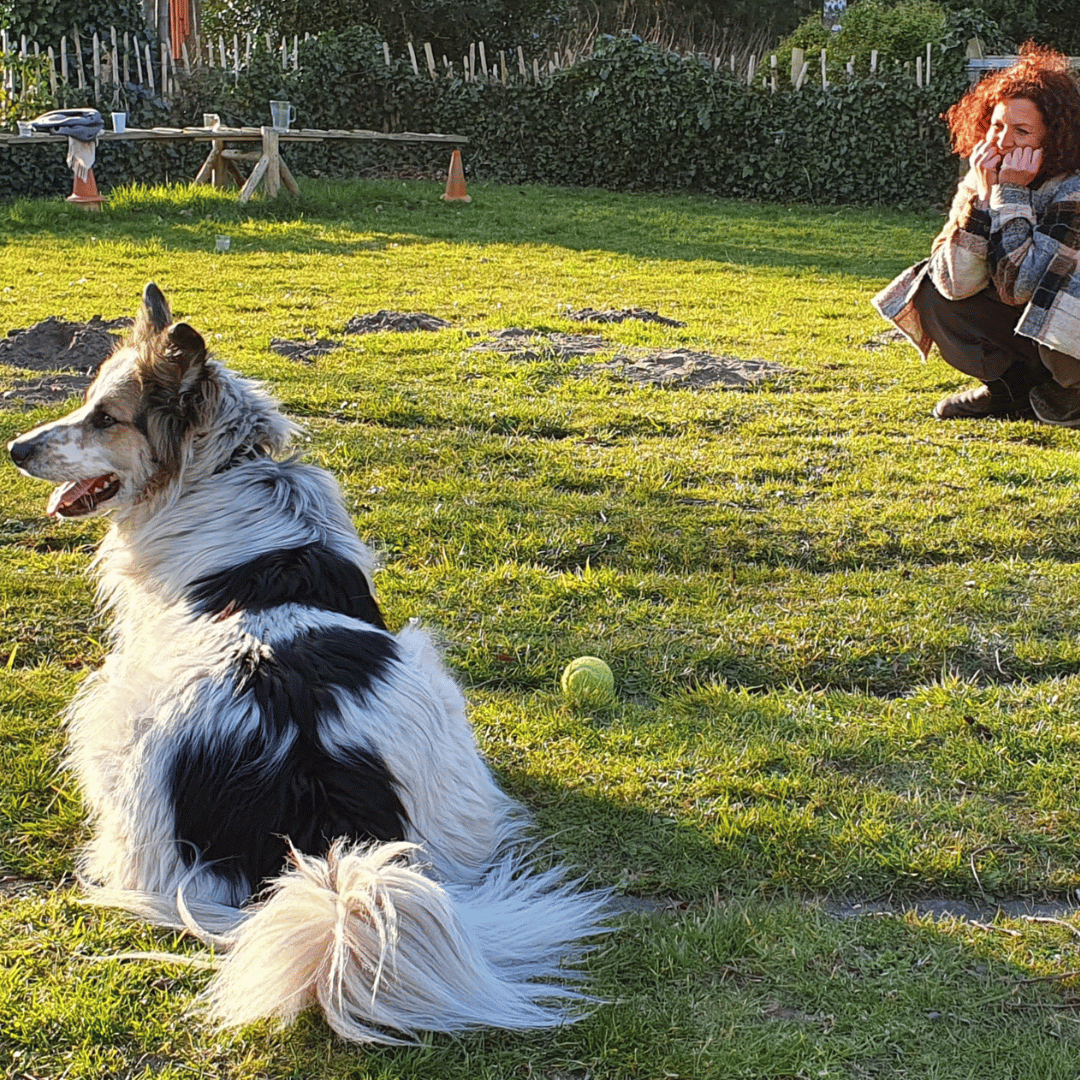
0, 177, 939, 278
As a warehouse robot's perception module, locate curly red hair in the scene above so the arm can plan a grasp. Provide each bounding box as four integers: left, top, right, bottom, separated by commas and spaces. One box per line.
945, 43, 1080, 178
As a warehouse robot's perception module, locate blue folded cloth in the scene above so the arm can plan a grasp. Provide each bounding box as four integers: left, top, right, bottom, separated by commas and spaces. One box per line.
30, 108, 104, 141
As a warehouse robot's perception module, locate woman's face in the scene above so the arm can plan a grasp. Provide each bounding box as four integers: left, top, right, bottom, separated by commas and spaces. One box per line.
987, 96, 1047, 154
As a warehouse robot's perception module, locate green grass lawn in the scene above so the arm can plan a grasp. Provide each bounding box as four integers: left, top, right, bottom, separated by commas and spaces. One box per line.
2, 178, 1080, 1078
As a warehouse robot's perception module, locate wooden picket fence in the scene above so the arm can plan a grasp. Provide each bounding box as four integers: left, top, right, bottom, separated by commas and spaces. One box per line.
0, 22, 956, 117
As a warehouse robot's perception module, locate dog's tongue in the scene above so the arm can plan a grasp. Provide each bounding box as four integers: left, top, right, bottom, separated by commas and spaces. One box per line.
47, 478, 100, 517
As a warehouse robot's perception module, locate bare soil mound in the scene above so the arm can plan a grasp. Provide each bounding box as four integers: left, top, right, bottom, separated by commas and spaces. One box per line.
270, 337, 340, 364
567, 307, 687, 328
470, 329, 785, 390
0, 316, 131, 409
343, 311, 452, 335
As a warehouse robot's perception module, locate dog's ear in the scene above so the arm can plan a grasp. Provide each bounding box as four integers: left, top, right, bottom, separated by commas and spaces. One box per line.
163, 322, 208, 391
134, 282, 172, 343
140, 321, 210, 483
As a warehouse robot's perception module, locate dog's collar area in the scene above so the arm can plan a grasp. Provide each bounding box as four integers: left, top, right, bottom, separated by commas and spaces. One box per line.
214, 443, 269, 475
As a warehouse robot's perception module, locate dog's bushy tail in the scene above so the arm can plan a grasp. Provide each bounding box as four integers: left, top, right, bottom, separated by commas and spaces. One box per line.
204, 840, 608, 1043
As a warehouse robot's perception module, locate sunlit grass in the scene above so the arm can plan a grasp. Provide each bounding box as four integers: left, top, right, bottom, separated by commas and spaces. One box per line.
2, 178, 1080, 1077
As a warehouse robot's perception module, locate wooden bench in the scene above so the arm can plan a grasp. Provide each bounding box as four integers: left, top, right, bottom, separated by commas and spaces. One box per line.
0, 125, 468, 203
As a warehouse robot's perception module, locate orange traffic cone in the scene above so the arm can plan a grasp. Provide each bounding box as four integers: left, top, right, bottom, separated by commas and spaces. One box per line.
67, 168, 105, 211
441, 149, 471, 203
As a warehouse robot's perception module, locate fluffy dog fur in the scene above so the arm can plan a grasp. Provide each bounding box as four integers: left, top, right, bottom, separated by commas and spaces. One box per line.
7, 283, 606, 1042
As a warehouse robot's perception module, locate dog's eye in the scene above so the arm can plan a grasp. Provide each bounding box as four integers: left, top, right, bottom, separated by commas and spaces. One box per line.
91, 408, 118, 430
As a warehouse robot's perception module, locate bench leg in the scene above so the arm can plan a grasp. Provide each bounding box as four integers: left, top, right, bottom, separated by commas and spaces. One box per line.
237, 155, 270, 203
279, 158, 300, 195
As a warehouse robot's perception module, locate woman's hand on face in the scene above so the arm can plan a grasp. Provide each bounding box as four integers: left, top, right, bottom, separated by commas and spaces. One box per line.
998, 146, 1043, 186
970, 139, 1002, 204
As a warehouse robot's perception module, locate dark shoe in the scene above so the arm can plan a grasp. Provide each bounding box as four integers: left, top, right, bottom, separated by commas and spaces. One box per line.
1029, 381, 1080, 427
933, 381, 1033, 420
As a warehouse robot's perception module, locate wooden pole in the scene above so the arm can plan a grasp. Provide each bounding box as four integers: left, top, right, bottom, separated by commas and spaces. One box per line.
73, 25, 86, 90
145, 42, 154, 93
92, 32, 101, 101
47, 45, 57, 94
790, 47, 803, 85
820, 47, 827, 89
479, 40, 487, 77
407, 41, 419, 75
424, 42, 436, 79
60, 35, 69, 84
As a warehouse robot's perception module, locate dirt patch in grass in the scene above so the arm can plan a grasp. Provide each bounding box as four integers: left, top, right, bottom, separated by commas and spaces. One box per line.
471, 328, 786, 390
0, 316, 131, 410
862, 327, 911, 351
270, 310, 454, 364
343, 310, 452, 335
567, 306, 687, 328
270, 336, 341, 364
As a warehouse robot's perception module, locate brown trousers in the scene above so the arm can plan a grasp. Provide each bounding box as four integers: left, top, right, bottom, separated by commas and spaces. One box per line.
913, 277, 1080, 389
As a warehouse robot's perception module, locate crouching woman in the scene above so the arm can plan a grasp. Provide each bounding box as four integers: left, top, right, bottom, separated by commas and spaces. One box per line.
873, 45, 1080, 425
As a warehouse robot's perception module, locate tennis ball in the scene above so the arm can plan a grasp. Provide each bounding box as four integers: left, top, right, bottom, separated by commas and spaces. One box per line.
560, 656, 614, 704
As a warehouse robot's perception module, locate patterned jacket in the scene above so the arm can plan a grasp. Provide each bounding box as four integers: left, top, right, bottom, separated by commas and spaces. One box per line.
872, 169, 1080, 361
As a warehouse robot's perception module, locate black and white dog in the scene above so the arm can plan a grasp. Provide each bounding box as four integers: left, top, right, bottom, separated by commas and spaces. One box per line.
8, 284, 604, 1042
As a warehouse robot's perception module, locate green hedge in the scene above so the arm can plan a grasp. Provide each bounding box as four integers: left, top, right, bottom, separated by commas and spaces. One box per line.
0, 31, 966, 207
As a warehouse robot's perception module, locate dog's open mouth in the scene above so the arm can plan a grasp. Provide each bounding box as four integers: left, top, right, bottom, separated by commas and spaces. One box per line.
47, 474, 121, 517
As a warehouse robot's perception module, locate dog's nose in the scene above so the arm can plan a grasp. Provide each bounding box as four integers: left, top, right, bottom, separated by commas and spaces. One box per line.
8, 435, 32, 469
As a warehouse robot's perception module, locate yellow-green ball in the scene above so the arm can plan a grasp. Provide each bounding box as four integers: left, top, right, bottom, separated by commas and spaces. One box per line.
560, 656, 614, 704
